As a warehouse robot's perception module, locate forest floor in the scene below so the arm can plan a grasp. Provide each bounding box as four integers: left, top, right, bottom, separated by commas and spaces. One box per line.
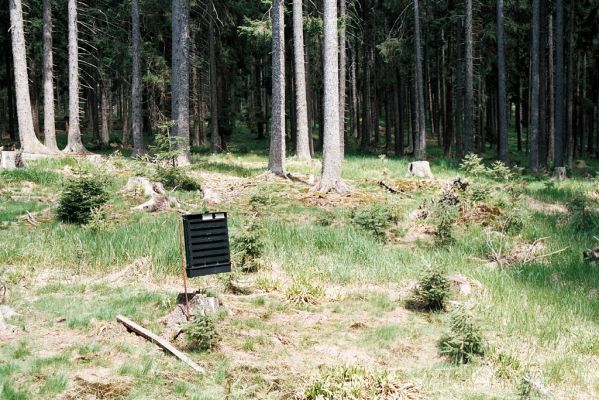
0, 133, 598, 399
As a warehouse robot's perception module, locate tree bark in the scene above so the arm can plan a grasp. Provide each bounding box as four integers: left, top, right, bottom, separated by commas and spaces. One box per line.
528, 0, 540, 171
315, 0, 347, 193
268, 0, 286, 174
413, 0, 426, 160
463, 0, 474, 154
566, 0, 574, 168
548, 13, 555, 163
9, 0, 52, 154
350, 44, 359, 140
63, 0, 87, 153
131, 0, 145, 155
42, 0, 58, 151
338, 0, 347, 158
209, 17, 221, 153
100, 80, 110, 145
293, 0, 310, 160
171, 0, 191, 165
497, 0, 508, 162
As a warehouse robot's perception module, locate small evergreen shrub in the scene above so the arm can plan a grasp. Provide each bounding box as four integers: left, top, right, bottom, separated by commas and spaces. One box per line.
430, 202, 459, 245
459, 153, 486, 176
350, 205, 399, 241
409, 265, 451, 311
566, 195, 599, 231
154, 166, 201, 191
182, 315, 219, 351
488, 161, 514, 181
439, 308, 486, 364
232, 218, 266, 272
57, 176, 109, 224
149, 122, 188, 166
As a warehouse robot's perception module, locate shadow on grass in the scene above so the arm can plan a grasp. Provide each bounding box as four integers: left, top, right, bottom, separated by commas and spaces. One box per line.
191, 159, 263, 177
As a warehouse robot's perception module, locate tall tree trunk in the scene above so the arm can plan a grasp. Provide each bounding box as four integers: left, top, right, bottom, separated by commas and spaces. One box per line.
497, 0, 508, 162
516, 77, 522, 152
315, 0, 347, 193
5, 40, 16, 141
100, 80, 110, 145
413, 0, 426, 160
42, 0, 58, 151
394, 70, 404, 157
538, 3, 548, 168
209, 17, 220, 153
463, 0, 474, 154
338, 0, 347, 158
566, 0, 574, 167
122, 86, 130, 146
293, 0, 310, 160
9, 0, 51, 154
63, 0, 86, 153
529, 0, 540, 171
554, 0, 564, 167
171, 0, 191, 165
548, 13, 555, 163
350, 45, 359, 140
268, 0, 286, 174
131, 0, 145, 155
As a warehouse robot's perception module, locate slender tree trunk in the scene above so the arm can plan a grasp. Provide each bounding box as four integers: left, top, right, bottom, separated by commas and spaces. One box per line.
131, 0, 145, 155
516, 77, 522, 152
268, 0, 286, 174
548, 13, 555, 163
413, 0, 426, 160
497, 0, 508, 162
350, 45, 359, 140
315, 0, 347, 193
293, 0, 310, 160
42, 0, 58, 151
394, 70, 404, 157
122, 86, 130, 146
100, 80, 110, 145
566, 0, 574, 167
171, 0, 191, 165
209, 17, 221, 153
63, 0, 86, 153
9, 0, 51, 154
529, 0, 540, 171
463, 0, 474, 154
30, 52, 40, 139
338, 0, 347, 158
5, 40, 16, 141
538, 3, 548, 168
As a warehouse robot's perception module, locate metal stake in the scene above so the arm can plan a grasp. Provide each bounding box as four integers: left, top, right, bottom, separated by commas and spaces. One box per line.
178, 217, 191, 321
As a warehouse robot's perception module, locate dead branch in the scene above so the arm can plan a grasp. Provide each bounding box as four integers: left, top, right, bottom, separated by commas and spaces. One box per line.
116, 315, 204, 374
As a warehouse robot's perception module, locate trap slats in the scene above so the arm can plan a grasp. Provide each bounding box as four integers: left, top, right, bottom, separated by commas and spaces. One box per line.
182, 212, 231, 277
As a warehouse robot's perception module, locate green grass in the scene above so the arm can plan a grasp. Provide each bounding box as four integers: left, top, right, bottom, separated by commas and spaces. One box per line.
1, 129, 598, 399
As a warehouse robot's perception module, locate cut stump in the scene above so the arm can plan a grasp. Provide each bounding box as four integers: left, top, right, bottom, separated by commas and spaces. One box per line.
0, 151, 26, 169
407, 161, 434, 179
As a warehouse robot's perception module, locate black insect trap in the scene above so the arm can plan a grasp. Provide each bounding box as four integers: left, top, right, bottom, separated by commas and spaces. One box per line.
178, 212, 231, 319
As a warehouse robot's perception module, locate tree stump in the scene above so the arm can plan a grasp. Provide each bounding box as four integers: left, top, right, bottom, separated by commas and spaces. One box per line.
553, 167, 567, 180
407, 161, 434, 179
0, 151, 26, 169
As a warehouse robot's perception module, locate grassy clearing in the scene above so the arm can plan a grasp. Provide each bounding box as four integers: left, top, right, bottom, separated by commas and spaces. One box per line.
0, 134, 598, 399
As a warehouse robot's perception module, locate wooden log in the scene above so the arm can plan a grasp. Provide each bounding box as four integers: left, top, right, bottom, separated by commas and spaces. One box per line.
116, 315, 205, 374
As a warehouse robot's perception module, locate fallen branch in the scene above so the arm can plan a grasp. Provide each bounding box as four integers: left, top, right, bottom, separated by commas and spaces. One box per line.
379, 180, 401, 194
116, 315, 204, 374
